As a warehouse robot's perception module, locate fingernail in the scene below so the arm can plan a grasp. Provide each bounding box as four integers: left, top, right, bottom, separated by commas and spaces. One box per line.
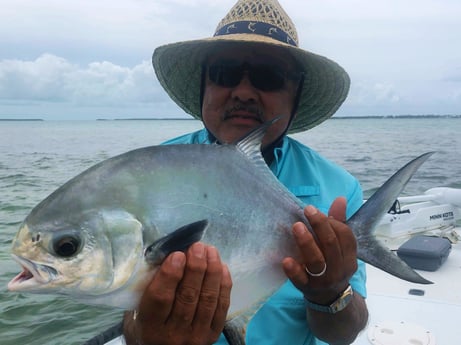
192, 242, 205, 258
207, 246, 219, 262
305, 205, 318, 216
282, 258, 294, 271
171, 252, 185, 268
293, 223, 306, 237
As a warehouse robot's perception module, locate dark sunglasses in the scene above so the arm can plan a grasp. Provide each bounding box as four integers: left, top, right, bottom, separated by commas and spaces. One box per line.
207, 61, 300, 92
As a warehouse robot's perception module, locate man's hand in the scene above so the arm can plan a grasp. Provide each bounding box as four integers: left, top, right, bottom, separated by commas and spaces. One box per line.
124, 243, 232, 345
281, 197, 368, 344
282, 197, 357, 304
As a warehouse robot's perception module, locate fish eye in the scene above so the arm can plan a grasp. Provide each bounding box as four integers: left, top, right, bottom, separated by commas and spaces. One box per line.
52, 235, 82, 258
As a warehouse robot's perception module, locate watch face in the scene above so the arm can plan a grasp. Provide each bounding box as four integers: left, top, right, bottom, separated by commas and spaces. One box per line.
331, 285, 353, 313
305, 285, 353, 314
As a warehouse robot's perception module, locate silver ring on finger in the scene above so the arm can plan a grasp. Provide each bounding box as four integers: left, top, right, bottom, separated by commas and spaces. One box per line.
305, 262, 327, 277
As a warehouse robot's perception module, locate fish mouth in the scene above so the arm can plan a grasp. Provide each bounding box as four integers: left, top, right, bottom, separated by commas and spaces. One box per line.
8, 254, 58, 291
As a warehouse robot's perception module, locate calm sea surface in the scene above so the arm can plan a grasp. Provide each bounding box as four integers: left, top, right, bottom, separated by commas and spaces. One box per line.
1, 118, 460, 344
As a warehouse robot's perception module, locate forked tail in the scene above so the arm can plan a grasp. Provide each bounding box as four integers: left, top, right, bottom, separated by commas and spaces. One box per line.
348, 152, 435, 284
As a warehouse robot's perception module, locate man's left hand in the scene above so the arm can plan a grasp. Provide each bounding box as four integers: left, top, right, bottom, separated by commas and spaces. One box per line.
282, 197, 358, 304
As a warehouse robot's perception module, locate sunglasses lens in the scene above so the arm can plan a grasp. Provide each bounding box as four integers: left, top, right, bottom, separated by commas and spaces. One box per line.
208, 62, 291, 91
249, 65, 285, 91
208, 64, 243, 88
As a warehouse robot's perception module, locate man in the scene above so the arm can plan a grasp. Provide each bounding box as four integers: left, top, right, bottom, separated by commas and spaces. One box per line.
123, 0, 368, 344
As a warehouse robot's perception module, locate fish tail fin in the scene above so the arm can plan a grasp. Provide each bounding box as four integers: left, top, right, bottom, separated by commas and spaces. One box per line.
349, 152, 435, 284
357, 233, 432, 284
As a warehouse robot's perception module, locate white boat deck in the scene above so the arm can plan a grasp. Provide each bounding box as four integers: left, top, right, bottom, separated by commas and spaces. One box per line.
353, 227, 461, 345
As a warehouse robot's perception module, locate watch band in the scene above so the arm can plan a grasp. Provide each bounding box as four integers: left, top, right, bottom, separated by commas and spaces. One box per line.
304, 285, 353, 314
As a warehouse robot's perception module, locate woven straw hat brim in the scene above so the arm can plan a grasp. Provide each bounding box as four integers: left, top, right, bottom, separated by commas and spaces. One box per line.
153, 34, 350, 133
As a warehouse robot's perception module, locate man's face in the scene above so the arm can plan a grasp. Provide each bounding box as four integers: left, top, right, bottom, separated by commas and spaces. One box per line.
201, 45, 300, 148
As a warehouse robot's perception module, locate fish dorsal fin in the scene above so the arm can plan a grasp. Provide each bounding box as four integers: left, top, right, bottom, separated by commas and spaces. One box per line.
144, 219, 208, 265
233, 116, 306, 211
235, 117, 281, 169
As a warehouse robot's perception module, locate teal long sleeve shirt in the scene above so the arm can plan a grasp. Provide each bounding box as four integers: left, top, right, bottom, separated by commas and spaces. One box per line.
163, 129, 367, 345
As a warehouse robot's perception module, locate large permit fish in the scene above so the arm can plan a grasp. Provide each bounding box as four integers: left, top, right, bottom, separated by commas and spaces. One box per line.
8, 121, 432, 342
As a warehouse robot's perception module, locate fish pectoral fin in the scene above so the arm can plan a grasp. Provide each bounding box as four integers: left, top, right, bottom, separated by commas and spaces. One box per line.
144, 219, 208, 265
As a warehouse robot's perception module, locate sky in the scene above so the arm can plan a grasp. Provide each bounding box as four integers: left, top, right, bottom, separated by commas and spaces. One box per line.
0, 0, 460, 120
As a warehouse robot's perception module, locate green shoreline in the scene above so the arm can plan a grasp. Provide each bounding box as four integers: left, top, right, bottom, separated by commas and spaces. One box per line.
0, 118, 44, 121
1, 114, 460, 122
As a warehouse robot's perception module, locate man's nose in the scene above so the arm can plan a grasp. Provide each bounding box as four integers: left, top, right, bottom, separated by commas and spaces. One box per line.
230, 73, 259, 102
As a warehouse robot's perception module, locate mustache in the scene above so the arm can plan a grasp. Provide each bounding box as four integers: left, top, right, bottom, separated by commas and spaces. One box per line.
223, 104, 264, 122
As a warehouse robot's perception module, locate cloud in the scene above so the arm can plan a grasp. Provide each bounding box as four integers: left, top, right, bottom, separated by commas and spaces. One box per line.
347, 82, 401, 106
1, 0, 461, 118
443, 65, 461, 83
0, 54, 72, 101
0, 54, 163, 108
341, 77, 461, 116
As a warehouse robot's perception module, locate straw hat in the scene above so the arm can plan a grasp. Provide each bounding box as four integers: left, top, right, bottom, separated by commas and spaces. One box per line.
152, 0, 350, 133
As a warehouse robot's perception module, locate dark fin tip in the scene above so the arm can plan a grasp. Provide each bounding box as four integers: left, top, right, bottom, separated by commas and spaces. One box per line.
145, 219, 208, 265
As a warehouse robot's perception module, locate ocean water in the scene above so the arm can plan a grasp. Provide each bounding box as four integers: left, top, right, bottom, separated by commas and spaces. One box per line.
0, 117, 460, 344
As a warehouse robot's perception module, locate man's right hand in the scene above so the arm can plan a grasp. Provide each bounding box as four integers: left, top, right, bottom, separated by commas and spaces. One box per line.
123, 243, 232, 345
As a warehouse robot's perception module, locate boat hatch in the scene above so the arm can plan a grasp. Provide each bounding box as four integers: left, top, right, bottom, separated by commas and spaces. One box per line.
368, 320, 436, 344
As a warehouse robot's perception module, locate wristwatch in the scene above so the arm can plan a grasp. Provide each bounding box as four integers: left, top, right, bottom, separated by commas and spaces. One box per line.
304, 285, 353, 314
